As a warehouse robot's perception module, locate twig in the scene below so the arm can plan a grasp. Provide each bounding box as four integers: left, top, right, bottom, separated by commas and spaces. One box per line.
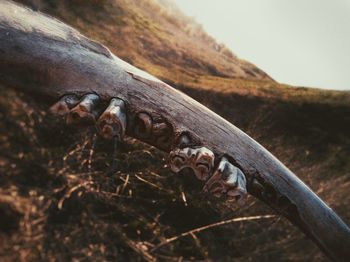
57, 181, 94, 210
87, 132, 97, 170
135, 174, 171, 193
151, 214, 276, 252
181, 191, 188, 206
121, 174, 129, 194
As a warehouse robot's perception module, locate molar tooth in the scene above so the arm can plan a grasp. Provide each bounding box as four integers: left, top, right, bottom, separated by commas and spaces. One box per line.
169, 146, 215, 181
169, 148, 189, 173
66, 93, 100, 125
192, 147, 215, 180
97, 98, 126, 140
50, 95, 79, 115
204, 157, 247, 205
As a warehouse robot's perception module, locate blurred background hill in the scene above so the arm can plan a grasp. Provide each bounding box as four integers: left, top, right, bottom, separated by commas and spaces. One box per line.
1, 0, 349, 261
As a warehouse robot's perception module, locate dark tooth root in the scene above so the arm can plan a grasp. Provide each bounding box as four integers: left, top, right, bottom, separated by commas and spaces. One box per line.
134, 112, 153, 138
66, 93, 100, 125
50, 94, 79, 115
97, 98, 126, 140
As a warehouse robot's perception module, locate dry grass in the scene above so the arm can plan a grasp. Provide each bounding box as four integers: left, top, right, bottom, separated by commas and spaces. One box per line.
0, 85, 330, 261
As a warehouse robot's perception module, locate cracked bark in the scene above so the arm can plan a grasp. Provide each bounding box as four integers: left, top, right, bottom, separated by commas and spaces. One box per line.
1, 1, 350, 260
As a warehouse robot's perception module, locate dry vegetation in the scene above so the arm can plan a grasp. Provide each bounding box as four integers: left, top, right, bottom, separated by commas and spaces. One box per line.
0, 86, 329, 262
1, 0, 350, 261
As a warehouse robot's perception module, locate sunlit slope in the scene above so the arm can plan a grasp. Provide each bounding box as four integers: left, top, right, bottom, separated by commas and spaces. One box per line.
17, 0, 349, 103
17, 0, 272, 82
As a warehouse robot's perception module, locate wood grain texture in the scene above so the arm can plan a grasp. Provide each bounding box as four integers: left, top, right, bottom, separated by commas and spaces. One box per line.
1, 1, 349, 260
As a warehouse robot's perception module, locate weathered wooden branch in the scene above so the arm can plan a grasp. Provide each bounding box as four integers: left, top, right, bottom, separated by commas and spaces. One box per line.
1, 1, 350, 260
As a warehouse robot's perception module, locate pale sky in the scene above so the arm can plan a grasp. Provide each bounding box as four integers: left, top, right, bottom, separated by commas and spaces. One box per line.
175, 0, 350, 90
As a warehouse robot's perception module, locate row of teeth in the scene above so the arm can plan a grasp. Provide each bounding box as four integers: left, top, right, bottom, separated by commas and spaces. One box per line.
169, 147, 247, 205
50, 93, 247, 205
50, 93, 126, 140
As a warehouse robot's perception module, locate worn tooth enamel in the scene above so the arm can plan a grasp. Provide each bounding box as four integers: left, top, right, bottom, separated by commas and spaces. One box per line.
204, 157, 247, 204
169, 146, 215, 181
97, 98, 126, 140
227, 167, 247, 205
169, 148, 189, 173
192, 147, 215, 180
50, 95, 79, 115
66, 93, 100, 125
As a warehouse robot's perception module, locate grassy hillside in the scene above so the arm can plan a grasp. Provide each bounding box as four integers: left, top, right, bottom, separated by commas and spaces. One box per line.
1, 0, 350, 261
17, 0, 272, 82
